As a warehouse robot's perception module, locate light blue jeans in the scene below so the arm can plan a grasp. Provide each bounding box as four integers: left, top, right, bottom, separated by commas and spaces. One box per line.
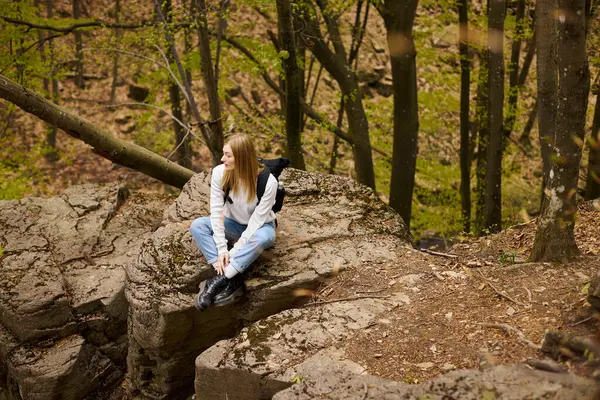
190, 216, 276, 274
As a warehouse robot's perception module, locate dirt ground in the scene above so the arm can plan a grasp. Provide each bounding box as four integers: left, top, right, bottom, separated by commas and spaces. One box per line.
309, 200, 600, 384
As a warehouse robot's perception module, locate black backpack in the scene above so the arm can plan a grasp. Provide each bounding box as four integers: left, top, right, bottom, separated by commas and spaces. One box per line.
223, 157, 290, 213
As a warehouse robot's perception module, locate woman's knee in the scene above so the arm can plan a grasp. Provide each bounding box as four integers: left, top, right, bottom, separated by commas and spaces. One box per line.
253, 227, 276, 249
190, 217, 211, 235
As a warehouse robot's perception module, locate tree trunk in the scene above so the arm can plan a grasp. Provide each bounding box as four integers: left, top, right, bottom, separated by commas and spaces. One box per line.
163, 0, 191, 169
0, 74, 194, 188
378, 0, 420, 229
293, 8, 306, 133
300, 4, 375, 190
458, 0, 471, 233
484, 0, 506, 232
585, 88, 600, 200
73, 0, 84, 89
46, 0, 58, 160
109, 0, 121, 105
530, 0, 590, 262
276, 0, 306, 170
519, 99, 537, 145
195, 0, 224, 158
504, 0, 525, 141
152, 0, 220, 165
518, 26, 536, 87
474, 49, 489, 233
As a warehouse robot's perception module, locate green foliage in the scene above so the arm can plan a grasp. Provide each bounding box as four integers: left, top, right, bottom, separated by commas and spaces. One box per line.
498, 250, 517, 265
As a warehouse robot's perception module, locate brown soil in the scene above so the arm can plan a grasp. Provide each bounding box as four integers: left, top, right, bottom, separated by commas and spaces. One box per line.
310, 200, 600, 384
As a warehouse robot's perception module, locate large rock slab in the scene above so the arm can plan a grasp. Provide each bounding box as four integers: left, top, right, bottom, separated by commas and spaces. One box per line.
272, 364, 594, 399
195, 298, 392, 400
126, 168, 412, 399
0, 184, 171, 399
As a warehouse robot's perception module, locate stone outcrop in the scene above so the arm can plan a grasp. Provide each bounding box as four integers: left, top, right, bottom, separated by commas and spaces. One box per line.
126, 168, 411, 399
195, 298, 393, 400
272, 364, 594, 399
195, 297, 594, 400
0, 183, 172, 399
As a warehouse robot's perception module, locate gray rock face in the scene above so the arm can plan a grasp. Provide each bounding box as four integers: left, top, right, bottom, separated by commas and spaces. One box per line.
0, 184, 171, 399
195, 298, 390, 400
272, 365, 594, 399
126, 168, 411, 399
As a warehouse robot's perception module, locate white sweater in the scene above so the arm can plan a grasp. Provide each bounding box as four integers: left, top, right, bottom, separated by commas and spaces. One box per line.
210, 164, 277, 257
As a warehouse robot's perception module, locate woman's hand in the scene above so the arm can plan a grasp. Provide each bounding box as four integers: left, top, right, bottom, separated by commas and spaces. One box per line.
217, 252, 230, 275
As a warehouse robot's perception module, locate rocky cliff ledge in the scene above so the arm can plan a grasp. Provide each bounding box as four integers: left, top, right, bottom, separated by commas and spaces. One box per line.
0, 184, 172, 399
125, 168, 411, 399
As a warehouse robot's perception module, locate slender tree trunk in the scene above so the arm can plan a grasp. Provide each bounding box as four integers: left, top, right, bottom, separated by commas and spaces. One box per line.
585, 88, 600, 199
293, 8, 306, 132
36, 0, 55, 159
536, 0, 558, 205
378, 0, 420, 229
475, 49, 489, 232
300, 4, 376, 189
46, 0, 58, 160
109, 0, 121, 105
163, 0, 190, 169
73, 0, 84, 89
504, 0, 525, 142
267, 30, 286, 115
518, 26, 536, 87
329, 101, 345, 174
195, 0, 224, 157
519, 99, 537, 145
152, 0, 220, 165
484, 0, 506, 232
0, 74, 194, 188
530, 0, 590, 262
458, 0, 471, 233
276, 0, 306, 170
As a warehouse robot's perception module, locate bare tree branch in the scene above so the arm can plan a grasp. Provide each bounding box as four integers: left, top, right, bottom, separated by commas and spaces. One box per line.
1, 16, 150, 32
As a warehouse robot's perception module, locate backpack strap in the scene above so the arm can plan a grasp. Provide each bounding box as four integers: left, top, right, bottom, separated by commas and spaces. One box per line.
256, 167, 271, 204
223, 186, 232, 205
224, 168, 270, 205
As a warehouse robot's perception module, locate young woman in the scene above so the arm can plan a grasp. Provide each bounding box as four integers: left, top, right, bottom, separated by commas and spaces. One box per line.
190, 134, 278, 310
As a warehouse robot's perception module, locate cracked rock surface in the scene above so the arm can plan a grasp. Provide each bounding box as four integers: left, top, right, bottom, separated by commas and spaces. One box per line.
272, 364, 594, 399
195, 298, 594, 400
126, 168, 411, 399
0, 183, 172, 399
195, 298, 390, 400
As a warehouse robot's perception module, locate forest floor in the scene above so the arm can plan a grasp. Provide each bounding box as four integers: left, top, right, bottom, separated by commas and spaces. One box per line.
309, 199, 600, 385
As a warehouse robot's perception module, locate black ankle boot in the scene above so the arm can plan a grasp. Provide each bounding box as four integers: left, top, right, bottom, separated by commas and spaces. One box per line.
195, 275, 229, 311
214, 275, 244, 306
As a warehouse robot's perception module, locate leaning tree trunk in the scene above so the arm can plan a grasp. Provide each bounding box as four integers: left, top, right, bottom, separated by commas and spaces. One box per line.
584, 85, 600, 200
379, 0, 420, 230
195, 0, 224, 158
0, 74, 194, 188
276, 0, 306, 170
73, 0, 84, 89
458, 0, 471, 233
530, 0, 590, 262
484, 0, 506, 232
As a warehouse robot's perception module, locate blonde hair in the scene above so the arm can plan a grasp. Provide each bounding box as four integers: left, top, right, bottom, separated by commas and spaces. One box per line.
222, 134, 260, 202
